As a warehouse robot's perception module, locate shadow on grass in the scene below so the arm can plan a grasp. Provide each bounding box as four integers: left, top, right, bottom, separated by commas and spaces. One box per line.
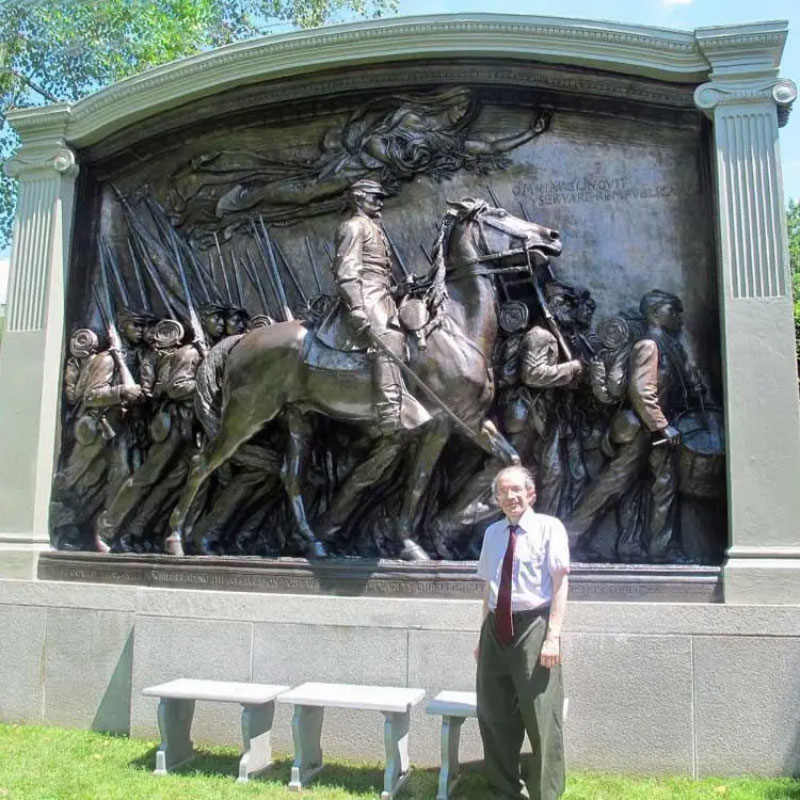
128, 746, 476, 796
766, 784, 800, 799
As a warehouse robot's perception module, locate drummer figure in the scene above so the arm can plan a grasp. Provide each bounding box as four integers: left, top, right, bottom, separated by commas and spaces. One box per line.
567, 289, 704, 562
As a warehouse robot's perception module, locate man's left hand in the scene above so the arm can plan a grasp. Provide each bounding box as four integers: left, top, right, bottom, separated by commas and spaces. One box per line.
540, 637, 561, 669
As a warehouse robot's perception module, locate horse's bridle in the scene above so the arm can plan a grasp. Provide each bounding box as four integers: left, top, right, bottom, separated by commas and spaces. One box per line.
446, 207, 540, 281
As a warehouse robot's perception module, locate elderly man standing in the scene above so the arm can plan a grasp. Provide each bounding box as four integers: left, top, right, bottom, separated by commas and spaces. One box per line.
476, 465, 570, 800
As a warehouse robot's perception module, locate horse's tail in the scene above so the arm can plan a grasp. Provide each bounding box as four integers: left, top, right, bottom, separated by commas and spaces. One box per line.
194, 334, 245, 440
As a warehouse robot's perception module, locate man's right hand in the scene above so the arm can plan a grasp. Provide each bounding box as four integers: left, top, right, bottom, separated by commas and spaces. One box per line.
120, 384, 144, 403
659, 424, 681, 446
569, 360, 583, 378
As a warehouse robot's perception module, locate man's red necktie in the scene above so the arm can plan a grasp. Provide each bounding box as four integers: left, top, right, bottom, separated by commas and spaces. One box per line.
495, 524, 517, 646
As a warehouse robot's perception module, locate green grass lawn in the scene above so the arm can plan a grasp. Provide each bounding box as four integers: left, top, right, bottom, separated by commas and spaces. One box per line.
0, 723, 798, 799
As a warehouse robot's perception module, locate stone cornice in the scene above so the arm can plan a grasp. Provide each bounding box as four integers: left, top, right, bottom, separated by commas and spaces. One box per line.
3, 14, 792, 150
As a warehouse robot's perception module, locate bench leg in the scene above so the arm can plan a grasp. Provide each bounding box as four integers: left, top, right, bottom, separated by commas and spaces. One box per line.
381, 710, 412, 800
288, 704, 324, 790
154, 697, 195, 775
436, 716, 465, 800
237, 701, 276, 782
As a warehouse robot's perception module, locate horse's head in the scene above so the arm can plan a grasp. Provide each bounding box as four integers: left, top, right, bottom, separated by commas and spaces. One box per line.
439, 197, 562, 274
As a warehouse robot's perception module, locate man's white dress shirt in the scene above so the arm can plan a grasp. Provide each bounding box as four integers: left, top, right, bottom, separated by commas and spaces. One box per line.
477, 507, 570, 612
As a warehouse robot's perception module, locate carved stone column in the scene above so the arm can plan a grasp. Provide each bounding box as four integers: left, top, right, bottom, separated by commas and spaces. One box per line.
0, 120, 78, 578
695, 24, 800, 603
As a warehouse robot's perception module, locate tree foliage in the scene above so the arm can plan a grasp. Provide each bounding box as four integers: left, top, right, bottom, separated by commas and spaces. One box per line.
0, 0, 395, 249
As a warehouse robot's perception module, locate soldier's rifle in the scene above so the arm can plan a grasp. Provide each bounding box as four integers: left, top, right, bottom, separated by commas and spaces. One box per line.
271, 237, 309, 309
213, 233, 234, 305
232, 254, 246, 308
304, 236, 324, 295
94, 254, 137, 390
127, 238, 152, 313
255, 218, 294, 321
101, 238, 131, 309
243, 250, 274, 317
134, 235, 179, 318
242, 253, 272, 316
382, 226, 412, 283
516, 200, 575, 360
111, 185, 186, 309
168, 228, 208, 355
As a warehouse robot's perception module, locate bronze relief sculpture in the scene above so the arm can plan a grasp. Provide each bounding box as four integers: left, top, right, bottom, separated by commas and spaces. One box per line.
50, 83, 726, 566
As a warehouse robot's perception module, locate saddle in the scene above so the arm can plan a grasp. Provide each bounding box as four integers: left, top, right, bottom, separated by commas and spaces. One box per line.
303, 326, 371, 373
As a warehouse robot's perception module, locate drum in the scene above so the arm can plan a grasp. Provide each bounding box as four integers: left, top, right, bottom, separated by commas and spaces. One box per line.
675, 408, 725, 499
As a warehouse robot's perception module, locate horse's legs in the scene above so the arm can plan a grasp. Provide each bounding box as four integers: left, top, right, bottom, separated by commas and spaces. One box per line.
281, 409, 327, 558
166, 412, 269, 555
395, 418, 451, 561
316, 436, 403, 543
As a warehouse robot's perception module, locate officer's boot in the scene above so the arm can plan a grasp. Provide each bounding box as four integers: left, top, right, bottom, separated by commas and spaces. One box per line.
372, 352, 403, 435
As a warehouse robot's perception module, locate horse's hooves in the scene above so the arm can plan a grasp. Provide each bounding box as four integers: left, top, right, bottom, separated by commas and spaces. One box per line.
400, 540, 430, 562
164, 535, 185, 557
308, 540, 328, 559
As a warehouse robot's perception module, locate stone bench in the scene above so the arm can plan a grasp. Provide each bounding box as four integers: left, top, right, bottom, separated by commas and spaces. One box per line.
277, 681, 426, 799
141, 678, 289, 782
426, 690, 570, 800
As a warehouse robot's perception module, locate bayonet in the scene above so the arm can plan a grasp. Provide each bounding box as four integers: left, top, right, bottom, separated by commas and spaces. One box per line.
213, 235, 234, 305
256, 217, 293, 321
419, 242, 434, 266
102, 238, 130, 308
168, 227, 208, 354
94, 255, 136, 389
382, 226, 410, 278
127, 238, 151, 313
322, 241, 335, 263
242, 253, 271, 316
232, 252, 246, 307
272, 237, 309, 307
304, 236, 324, 295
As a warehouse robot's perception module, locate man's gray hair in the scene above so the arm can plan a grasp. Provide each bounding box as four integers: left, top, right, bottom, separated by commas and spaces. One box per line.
492, 465, 536, 500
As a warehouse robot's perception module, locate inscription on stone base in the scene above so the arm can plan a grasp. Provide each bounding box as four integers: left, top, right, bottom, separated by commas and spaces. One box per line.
37, 553, 722, 603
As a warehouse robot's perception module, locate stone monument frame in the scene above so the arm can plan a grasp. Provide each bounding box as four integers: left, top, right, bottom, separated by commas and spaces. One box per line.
0, 14, 797, 604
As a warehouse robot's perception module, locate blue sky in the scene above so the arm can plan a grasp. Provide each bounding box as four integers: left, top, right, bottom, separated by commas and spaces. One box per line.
1, 3, 797, 298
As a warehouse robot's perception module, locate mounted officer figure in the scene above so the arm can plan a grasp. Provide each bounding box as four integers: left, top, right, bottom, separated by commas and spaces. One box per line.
316, 178, 431, 435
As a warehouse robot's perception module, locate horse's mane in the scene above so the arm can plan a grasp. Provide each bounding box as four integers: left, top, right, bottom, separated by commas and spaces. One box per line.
428, 197, 489, 290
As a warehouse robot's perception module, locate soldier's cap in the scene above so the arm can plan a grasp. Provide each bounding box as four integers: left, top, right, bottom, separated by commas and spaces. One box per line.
226, 306, 250, 318
349, 178, 388, 197
543, 280, 578, 302
116, 308, 148, 325
640, 289, 682, 318
198, 302, 229, 316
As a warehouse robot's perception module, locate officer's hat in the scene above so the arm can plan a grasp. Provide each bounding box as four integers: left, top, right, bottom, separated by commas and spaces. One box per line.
349, 178, 388, 197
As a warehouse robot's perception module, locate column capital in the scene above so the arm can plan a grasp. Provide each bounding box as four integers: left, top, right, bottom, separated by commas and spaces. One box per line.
694, 77, 796, 126
4, 142, 79, 180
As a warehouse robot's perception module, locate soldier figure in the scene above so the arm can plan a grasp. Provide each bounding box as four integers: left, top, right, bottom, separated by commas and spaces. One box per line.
95, 319, 203, 551
567, 290, 703, 562
317, 178, 430, 435
198, 303, 228, 346
499, 282, 584, 515
50, 329, 106, 549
